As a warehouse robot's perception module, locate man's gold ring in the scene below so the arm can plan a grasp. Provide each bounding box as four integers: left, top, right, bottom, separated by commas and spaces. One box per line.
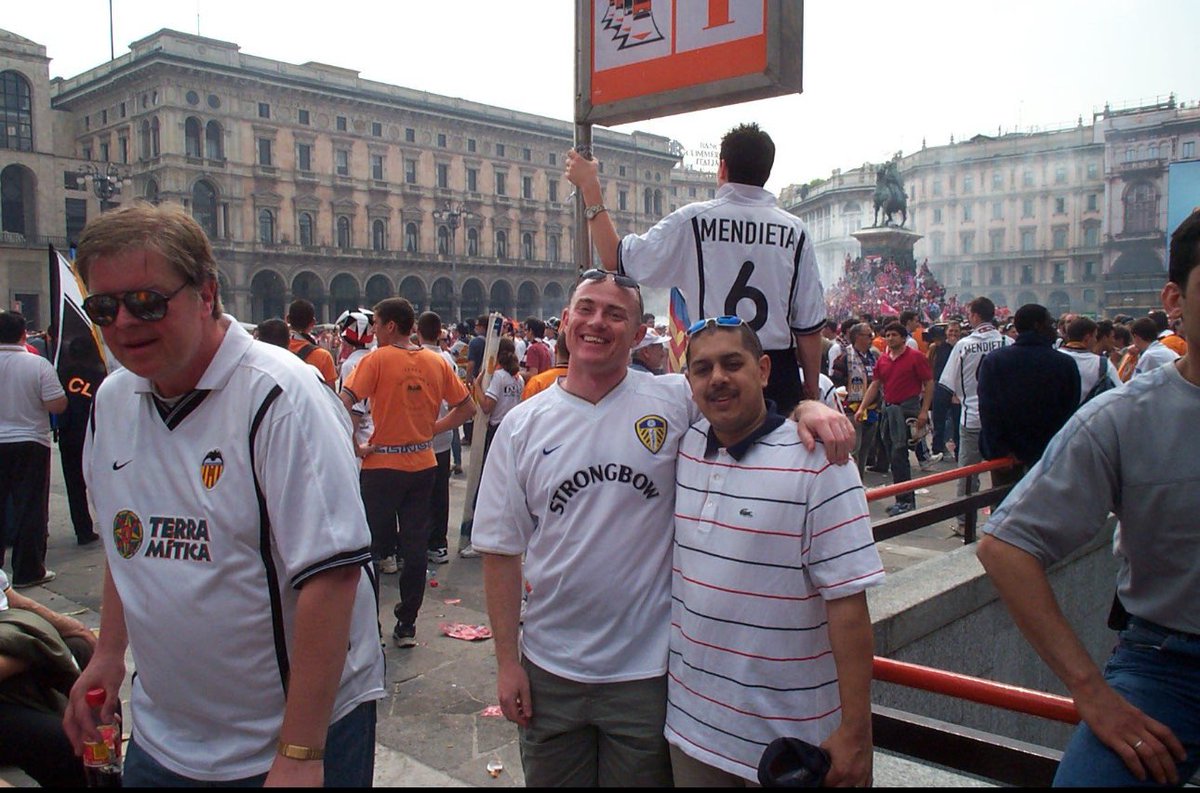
1132, 739, 1145, 750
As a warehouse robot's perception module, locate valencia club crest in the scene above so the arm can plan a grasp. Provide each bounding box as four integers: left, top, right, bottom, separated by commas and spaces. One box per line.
201, 449, 224, 490
635, 414, 668, 454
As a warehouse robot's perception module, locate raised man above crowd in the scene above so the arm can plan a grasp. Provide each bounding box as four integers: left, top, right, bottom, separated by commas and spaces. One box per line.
565, 123, 826, 413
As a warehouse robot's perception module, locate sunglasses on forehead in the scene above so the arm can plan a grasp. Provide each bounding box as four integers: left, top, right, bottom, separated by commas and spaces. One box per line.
82, 283, 190, 327
577, 268, 641, 290
686, 315, 746, 336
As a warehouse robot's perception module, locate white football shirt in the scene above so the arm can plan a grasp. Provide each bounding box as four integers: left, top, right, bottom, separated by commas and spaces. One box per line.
939, 325, 1011, 430
617, 183, 825, 350
472, 371, 697, 683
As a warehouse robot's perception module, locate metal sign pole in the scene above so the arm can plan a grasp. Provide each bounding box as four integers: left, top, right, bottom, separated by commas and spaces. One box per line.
574, 123, 592, 272
574, 0, 592, 273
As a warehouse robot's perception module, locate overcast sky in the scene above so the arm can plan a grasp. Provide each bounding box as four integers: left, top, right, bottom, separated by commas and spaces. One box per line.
8, 0, 1199, 193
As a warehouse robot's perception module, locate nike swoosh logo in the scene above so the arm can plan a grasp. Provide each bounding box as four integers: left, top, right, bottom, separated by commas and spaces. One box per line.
112, 460, 132, 470
542, 445, 562, 456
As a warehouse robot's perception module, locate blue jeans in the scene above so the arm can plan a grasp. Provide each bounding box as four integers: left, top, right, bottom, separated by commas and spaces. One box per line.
1053, 620, 1200, 787
123, 700, 377, 787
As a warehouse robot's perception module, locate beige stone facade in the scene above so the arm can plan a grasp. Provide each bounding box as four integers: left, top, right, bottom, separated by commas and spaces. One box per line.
1, 28, 680, 328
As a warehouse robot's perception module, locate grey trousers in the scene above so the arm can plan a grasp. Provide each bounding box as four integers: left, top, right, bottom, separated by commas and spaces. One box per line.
956, 426, 983, 525
519, 659, 673, 787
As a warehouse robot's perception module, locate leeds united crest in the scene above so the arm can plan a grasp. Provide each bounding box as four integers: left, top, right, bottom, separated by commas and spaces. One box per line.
635, 414, 667, 454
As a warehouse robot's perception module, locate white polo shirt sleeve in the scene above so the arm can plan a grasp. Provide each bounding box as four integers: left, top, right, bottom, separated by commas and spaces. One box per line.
938, 340, 965, 400
38, 357, 66, 402
803, 458, 884, 599
471, 419, 535, 556
254, 381, 372, 588
617, 209, 694, 289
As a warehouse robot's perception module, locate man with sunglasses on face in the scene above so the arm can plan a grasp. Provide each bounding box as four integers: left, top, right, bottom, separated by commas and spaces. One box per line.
63, 203, 384, 787
472, 270, 854, 787
566, 123, 825, 415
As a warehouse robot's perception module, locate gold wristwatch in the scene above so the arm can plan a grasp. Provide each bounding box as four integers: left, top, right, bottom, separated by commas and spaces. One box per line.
277, 741, 325, 761
584, 203, 608, 220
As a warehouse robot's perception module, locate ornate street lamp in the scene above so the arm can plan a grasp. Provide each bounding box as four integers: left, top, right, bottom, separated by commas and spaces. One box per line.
74, 163, 131, 202
432, 200, 475, 322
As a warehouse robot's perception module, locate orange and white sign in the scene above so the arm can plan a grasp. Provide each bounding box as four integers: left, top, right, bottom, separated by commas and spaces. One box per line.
578, 0, 801, 125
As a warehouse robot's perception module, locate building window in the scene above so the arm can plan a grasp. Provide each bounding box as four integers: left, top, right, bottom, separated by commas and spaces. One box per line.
258, 102, 270, 119
548, 179, 558, 202
298, 109, 310, 125
992, 171, 1004, 190
336, 115, 347, 132
436, 133, 446, 148
258, 209, 274, 244
405, 128, 415, 143
1084, 261, 1096, 280
989, 229, 1004, 252
991, 200, 1003, 220
371, 121, 382, 137
548, 234, 559, 262
1184, 141, 1195, 159
931, 234, 943, 255
298, 212, 314, 246
437, 225, 450, 254
139, 120, 151, 159
297, 143, 312, 172
522, 147, 531, 162
100, 141, 110, 162
495, 230, 508, 259
101, 109, 108, 125
1087, 193, 1098, 212
185, 117, 202, 157
1054, 197, 1066, 214
522, 175, 533, 199
1055, 164, 1067, 184
437, 163, 449, 189
932, 208, 942, 224
960, 232, 974, 254
201, 120, 222, 159
258, 138, 272, 166
963, 174, 974, 193
151, 117, 160, 157
120, 101, 127, 117
337, 216, 351, 249
467, 227, 479, 256
404, 159, 417, 184
1125, 147, 1134, 163
405, 222, 419, 252
191, 180, 218, 238
1086, 161, 1098, 178
335, 149, 350, 176
467, 168, 478, 192
371, 154, 384, 180
495, 170, 507, 196
619, 165, 627, 177
932, 180, 943, 197
549, 152, 557, 166
65, 197, 87, 242
118, 137, 128, 163
963, 203, 974, 222
467, 138, 476, 153
522, 232, 534, 260
644, 188, 653, 215
1053, 227, 1067, 249
496, 143, 506, 157
1124, 182, 1158, 233
991, 266, 1003, 286
1053, 262, 1066, 283
1021, 229, 1036, 251
1022, 198, 1034, 218
372, 219, 386, 251
1021, 264, 1034, 284
1023, 170, 1034, 187
1084, 225, 1099, 247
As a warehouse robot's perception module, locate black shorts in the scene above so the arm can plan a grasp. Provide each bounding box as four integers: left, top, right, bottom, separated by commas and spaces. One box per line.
765, 348, 802, 415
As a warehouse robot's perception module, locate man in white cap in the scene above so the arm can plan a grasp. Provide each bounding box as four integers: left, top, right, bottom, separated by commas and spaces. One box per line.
630, 328, 669, 375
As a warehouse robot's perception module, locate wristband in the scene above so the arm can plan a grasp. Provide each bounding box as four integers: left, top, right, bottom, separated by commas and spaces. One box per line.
277, 742, 324, 761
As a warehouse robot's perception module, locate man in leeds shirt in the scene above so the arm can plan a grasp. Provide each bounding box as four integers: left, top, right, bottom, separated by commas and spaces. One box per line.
669, 318, 881, 787
855, 322, 936, 516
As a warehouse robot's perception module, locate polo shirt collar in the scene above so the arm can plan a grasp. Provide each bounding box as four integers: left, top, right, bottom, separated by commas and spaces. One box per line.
717, 182, 776, 205
0, 344, 28, 353
704, 400, 785, 461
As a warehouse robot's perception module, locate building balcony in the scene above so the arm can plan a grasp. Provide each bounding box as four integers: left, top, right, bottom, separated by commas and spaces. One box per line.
296, 170, 318, 184
369, 180, 390, 193
1115, 156, 1167, 174
253, 164, 277, 178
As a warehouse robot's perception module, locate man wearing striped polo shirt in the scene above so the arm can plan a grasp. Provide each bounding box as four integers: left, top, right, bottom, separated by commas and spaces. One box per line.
669, 318, 883, 787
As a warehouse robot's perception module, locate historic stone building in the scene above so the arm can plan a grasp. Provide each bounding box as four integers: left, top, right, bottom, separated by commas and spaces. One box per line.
1, 28, 680, 327
783, 98, 1200, 319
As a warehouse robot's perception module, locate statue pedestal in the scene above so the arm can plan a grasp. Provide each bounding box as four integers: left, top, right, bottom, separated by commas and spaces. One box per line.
852, 227, 923, 272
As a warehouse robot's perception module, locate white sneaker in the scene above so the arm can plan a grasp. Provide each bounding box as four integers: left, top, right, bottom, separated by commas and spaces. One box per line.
378, 555, 399, 574
919, 452, 944, 471
458, 543, 481, 559
427, 548, 449, 565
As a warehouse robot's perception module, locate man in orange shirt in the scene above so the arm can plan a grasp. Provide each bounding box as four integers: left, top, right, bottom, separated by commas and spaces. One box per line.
286, 299, 338, 387
341, 298, 474, 648
522, 332, 569, 401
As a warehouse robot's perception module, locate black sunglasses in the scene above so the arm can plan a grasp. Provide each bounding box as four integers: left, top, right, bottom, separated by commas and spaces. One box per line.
578, 268, 641, 290
82, 283, 190, 327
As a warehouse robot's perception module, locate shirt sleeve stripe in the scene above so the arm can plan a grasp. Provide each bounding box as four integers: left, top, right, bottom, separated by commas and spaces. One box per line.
291, 547, 373, 589
807, 541, 878, 568
806, 484, 866, 516
809, 512, 871, 539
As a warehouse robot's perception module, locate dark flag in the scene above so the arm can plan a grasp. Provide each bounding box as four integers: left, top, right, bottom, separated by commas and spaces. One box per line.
48, 244, 108, 406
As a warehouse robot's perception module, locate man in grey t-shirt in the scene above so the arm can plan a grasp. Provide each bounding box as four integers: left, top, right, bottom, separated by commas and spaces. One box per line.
977, 209, 1200, 787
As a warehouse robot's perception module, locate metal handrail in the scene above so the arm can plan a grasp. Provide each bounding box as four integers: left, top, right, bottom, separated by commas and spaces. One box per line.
874, 657, 1079, 724
865, 456, 1017, 502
